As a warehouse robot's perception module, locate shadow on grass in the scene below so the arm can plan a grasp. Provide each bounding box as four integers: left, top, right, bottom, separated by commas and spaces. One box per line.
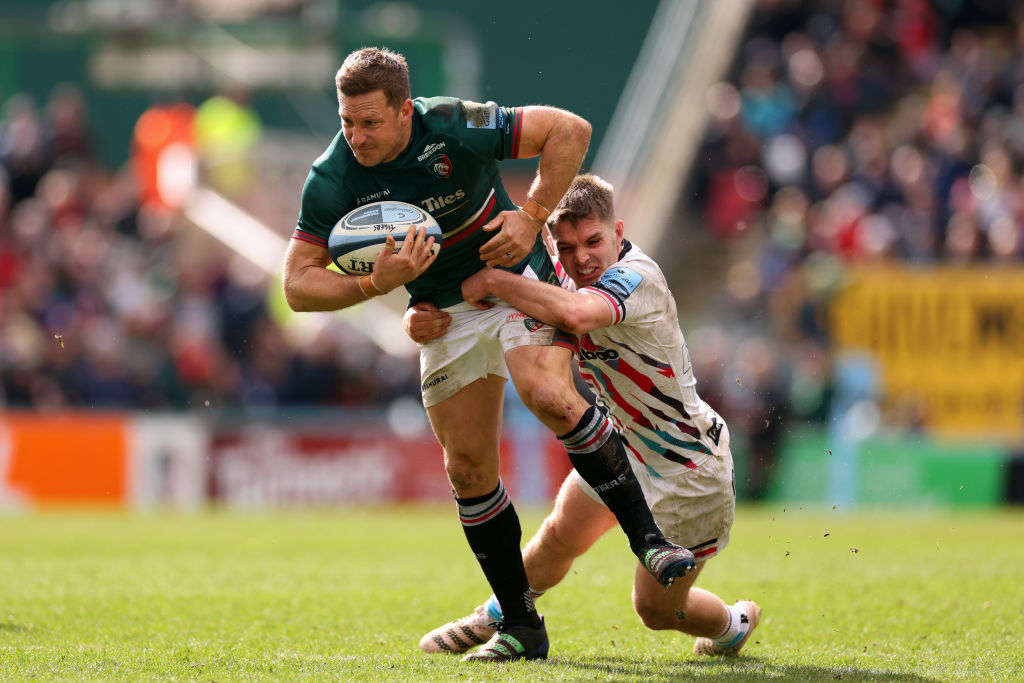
0, 622, 28, 632
550, 654, 940, 682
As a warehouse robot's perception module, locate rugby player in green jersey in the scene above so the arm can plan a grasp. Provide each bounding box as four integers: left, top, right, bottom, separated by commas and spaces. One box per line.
282, 47, 695, 663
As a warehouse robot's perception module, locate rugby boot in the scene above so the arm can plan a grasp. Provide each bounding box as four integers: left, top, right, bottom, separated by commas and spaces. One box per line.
641, 537, 696, 587
419, 604, 499, 654
461, 616, 549, 662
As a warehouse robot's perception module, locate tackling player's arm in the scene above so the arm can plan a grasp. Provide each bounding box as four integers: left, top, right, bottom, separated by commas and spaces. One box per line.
461, 268, 611, 335
403, 301, 452, 344
282, 226, 437, 312
479, 106, 592, 267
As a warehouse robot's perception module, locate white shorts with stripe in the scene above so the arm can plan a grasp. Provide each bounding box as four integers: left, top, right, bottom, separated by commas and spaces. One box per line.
573, 442, 736, 561
418, 297, 556, 408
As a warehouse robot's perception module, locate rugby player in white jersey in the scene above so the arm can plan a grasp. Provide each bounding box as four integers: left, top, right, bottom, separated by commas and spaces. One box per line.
405, 174, 761, 658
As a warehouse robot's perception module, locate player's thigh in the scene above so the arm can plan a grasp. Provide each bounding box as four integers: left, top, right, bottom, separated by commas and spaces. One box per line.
419, 303, 509, 408
505, 344, 589, 434
426, 374, 507, 494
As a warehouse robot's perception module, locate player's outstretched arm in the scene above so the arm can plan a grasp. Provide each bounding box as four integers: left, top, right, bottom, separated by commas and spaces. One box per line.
479, 106, 591, 268
283, 226, 436, 312
462, 268, 611, 335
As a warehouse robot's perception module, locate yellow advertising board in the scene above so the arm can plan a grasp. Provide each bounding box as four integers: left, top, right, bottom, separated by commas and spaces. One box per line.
830, 266, 1024, 439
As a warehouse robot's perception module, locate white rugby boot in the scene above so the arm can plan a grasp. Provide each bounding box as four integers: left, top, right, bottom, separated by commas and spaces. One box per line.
419, 604, 499, 654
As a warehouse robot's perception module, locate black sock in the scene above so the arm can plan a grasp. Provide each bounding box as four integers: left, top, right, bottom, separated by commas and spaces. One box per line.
559, 406, 666, 557
455, 480, 540, 628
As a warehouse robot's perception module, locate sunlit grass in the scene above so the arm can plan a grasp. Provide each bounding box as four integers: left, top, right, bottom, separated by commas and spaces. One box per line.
1, 505, 1021, 681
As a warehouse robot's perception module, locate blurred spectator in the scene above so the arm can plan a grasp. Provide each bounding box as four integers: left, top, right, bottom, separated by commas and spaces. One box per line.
684, 0, 1024, 493
0, 84, 422, 412
193, 86, 262, 200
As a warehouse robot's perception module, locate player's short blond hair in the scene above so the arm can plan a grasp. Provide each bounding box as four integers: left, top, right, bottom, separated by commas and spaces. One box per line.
548, 174, 616, 229
335, 47, 411, 110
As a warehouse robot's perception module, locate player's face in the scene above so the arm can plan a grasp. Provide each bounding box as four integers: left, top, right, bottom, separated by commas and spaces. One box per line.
339, 90, 412, 166
549, 216, 625, 288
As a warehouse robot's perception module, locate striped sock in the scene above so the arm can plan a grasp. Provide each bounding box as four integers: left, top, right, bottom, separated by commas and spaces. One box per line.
484, 588, 545, 622
455, 480, 540, 628
711, 603, 748, 647
559, 406, 665, 557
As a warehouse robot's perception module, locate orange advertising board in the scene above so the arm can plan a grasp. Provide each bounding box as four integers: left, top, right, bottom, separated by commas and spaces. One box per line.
0, 414, 128, 504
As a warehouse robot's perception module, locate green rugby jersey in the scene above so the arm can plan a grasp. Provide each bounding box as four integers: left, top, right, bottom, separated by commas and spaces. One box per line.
292, 96, 556, 308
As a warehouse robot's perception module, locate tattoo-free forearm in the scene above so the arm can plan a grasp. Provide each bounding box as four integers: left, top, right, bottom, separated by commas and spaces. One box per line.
282, 264, 372, 312
481, 269, 608, 335
521, 107, 592, 221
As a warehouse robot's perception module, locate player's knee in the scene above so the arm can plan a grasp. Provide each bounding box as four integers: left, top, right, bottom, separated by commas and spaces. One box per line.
520, 383, 581, 431
443, 452, 491, 495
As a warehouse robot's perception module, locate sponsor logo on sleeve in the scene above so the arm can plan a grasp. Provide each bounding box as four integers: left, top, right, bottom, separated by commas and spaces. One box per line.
596, 267, 643, 299
465, 101, 497, 129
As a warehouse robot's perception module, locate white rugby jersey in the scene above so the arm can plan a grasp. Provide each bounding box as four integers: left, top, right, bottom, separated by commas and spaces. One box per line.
554, 240, 728, 477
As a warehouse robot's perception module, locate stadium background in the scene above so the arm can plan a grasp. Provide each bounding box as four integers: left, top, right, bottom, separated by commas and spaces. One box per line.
1, 0, 1023, 511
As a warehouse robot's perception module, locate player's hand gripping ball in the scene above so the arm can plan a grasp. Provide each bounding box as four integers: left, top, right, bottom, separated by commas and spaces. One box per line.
328, 201, 442, 274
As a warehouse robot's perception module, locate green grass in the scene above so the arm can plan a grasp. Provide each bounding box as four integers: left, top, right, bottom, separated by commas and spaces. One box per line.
1, 505, 1022, 681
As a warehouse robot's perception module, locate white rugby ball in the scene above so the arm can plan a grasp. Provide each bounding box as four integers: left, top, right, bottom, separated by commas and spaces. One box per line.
328, 201, 442, 275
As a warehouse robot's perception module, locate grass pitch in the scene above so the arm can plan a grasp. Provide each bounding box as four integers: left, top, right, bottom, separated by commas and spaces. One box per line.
1, 504, 1021, 681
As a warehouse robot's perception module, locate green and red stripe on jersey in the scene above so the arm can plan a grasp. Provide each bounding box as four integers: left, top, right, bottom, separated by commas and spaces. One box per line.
509, 107, 524, 158
441, 190, 498, 248
292, 227, 328, 248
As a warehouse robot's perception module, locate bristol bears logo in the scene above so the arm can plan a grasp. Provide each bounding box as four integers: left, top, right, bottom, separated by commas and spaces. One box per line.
428, 154, 452, 178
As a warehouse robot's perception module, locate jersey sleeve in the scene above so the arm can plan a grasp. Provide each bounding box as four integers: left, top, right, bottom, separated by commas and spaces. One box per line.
580, 265, 656, 326
452, 100, 524, 161
292, 165, 350, 249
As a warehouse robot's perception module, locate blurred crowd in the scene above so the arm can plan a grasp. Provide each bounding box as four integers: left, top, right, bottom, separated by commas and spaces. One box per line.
679, 0, 1024, 494
3, 0, 1022, 495
0, 86, 419, 411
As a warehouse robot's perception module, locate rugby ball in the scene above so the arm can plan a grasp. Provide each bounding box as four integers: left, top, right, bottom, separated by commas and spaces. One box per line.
328, 201, 442, 274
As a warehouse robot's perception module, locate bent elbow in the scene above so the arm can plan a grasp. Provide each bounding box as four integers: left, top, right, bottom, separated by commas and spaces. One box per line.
557, 312, 589, 336
573, 116, 592, 146
281, 280, 308, 313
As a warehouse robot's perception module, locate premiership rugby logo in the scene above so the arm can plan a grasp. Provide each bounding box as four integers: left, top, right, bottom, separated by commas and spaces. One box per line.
428, 154, 452, 178
524, 318, 545, 332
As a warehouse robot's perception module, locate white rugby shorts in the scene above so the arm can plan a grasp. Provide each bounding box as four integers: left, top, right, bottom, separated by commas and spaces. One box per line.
574, 443, 736, 561
418, 297, 557, 407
